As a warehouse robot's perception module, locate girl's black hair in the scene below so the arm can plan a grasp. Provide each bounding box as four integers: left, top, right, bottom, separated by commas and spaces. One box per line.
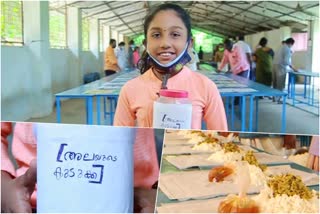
138, 3, 192, 74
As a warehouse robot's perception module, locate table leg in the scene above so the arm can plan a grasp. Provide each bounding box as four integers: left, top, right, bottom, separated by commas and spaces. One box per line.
255, 96, 259, 132
103, 97, 107, 120
56, 97, 61, 123
241, 96, 246, 132
311, 77, 315, 106
110, 97, 114, 125
304, 76, 307, 98
86, 97, 93, 125
249, 96, 254, 132
97, 96, 101, 125
291, 75, 296, 106
287, 73, 291, 98
225, 97, 230, 121
231, 97, 235, 131
281, 95, 287, 133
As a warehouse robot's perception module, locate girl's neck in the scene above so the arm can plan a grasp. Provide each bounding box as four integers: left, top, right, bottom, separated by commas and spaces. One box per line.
151, 67, 181, 81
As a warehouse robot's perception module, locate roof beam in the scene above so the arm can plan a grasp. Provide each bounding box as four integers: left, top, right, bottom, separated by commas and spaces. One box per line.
98, 8, 146, 22
206, 2, 282, 30
190, 10, 256, 34
193, 4, 272, 33
269, 1, 319, 18
82, 1, 139, 19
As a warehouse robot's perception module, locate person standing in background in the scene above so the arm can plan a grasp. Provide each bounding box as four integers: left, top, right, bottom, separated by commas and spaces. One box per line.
115, 41, 128, 71
128, 40, 135, 69
139, 39, 146, 57
217, 38, 250, 78
235, 35, 252, 80
198, 46, 204, 61
214, 43, 227, 72
253, 37, 274, 89
104, 39, 119, 76
186, 37, 200, 71
133, 46, 141, 68
272, 38, 297, 104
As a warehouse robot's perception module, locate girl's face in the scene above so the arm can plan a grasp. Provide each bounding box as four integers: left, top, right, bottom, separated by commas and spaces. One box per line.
147, 10, 188, 65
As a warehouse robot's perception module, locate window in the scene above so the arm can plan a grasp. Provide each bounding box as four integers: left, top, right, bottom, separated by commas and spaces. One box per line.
1, 0, 23, 46
82, 17, 90, 51
191, 29, 224, 53
292, 32, 308, 52
49, 1, 67, 48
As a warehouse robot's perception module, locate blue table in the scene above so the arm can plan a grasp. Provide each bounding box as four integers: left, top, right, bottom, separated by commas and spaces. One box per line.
56, 71, 287, 133
55, 73, 122, 124
202, 72, 287, 133
288, 70, 319, 110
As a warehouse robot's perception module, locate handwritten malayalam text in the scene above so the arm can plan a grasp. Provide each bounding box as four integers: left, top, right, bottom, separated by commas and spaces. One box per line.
56, 143, 117, 163
53, 164, 104, 184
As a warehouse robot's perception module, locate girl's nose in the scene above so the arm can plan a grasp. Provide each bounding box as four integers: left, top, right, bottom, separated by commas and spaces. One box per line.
159, 36, 170, 49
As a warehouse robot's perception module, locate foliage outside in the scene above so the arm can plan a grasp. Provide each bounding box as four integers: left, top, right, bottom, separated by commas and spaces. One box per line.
131, 29, 223, 53
1, 1, 23, 45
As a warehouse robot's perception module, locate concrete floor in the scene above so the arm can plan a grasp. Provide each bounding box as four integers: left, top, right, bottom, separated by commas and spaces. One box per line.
27, 84, 319, 135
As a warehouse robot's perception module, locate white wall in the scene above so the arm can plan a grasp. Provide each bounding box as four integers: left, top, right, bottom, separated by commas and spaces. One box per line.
1, 1, 105, 121
1, 46, 35, 121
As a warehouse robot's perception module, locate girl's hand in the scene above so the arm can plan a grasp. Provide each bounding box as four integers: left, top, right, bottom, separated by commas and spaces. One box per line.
134, 187, 157, 213
1, 159, 37, 213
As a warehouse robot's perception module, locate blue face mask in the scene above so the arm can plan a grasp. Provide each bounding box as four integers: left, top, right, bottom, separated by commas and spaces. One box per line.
147, 41, 191, 74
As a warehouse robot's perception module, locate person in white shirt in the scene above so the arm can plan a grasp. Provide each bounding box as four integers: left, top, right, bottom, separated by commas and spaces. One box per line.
186, 38, 200, 71
139, 39, 146, 57
272, 38, 297, 103
115, 42, 128, 71
235, 35, 252, 79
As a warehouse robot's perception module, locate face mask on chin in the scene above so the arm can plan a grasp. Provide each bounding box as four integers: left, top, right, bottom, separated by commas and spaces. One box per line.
147, 41, 191, 75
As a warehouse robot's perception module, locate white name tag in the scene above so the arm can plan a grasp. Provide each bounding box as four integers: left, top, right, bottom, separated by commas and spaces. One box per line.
36, 123, 135, 213
153, 101, 192, 129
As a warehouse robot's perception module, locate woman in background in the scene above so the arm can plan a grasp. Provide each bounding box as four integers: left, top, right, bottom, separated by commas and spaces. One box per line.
253, 37, 274, 87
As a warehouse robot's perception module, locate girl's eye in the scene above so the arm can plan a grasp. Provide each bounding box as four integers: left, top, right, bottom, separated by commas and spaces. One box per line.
151, 33, 160, 38
172, 32, 181, 37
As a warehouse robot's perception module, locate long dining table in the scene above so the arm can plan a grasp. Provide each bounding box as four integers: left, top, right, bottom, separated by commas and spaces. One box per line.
55, 70, 287, 133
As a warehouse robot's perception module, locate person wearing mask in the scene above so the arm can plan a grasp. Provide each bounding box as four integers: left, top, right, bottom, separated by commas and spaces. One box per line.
214, 43, 227, 72
272, 38, 297, 104
114, 3, 228, 130
104, 39, 119, 76
217, 38, 250, 78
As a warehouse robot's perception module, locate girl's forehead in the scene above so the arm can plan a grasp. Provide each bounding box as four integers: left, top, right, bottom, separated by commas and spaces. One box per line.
148, 10, 186, 30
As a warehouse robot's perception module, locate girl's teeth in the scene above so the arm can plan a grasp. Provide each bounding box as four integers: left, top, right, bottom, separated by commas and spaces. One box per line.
161, 53, 171, 56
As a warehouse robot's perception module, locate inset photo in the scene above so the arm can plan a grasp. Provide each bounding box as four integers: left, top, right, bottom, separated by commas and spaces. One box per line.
1, 121, 164, 213
157, 129, 319, 213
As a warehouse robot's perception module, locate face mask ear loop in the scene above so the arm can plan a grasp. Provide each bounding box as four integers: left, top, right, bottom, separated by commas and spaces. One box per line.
161, 73, 170, 89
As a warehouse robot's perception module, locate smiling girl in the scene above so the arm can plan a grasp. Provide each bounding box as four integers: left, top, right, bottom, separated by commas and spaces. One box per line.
114, 3, 227, 131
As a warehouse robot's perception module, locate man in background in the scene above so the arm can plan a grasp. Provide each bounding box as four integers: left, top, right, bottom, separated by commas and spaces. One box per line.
235, 35, 252, 80
104, 39, 119, 76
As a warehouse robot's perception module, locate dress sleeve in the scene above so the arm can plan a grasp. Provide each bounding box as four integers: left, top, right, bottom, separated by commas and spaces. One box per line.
113, 84, 136, 127
1, 122, 16, 177
309, 136, 319, 156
